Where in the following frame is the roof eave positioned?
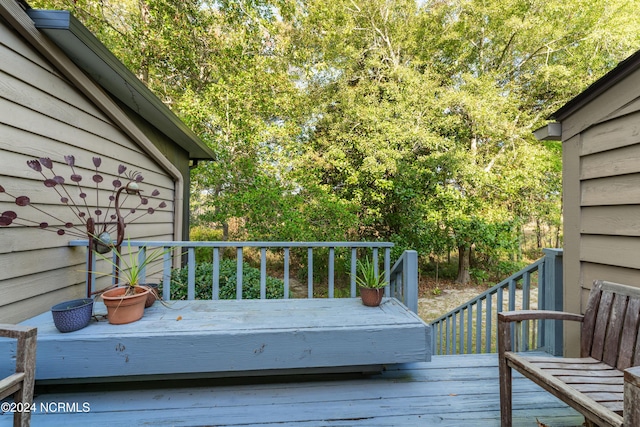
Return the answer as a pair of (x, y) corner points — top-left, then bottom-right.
(27, 9), (215, 162)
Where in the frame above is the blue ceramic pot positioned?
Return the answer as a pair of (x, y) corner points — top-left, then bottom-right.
(51, 298), (94, 333)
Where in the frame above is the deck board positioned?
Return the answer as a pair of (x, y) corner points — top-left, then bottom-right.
(0, 354), (584, 426)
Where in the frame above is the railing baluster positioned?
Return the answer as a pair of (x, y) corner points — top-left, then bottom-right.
(372, 247), (379, 278)
(485, 294), (493, 353)
(284, 248), (290, 299)
(446, 316), (451, 355)
(466, 304), (473, 353)
(475, 298), (483, 353)
(307, 247), (313, 299)
(523, 271), (531, 350)
(260, 247), (267, 300)
(236, 247), (243, 300)
(162, 249), (171, 301)
(350, 247), (357, 298)
(384, 248), (391, 297)
(508, 279), (516, 311)
(187, 247), (196, 300)
(213, 247), (220, 300)
(452, 312), (457, 354)
(459, 309), (464, 354)
(138, 246), (147, 284)
(328, 247), (335, 298)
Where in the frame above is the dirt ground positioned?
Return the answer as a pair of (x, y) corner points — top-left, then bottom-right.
(418, 278), (539, 323)
(419, 287), (485, 323)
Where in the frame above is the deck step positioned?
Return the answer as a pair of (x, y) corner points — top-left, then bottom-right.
(0, 298), (431, 383)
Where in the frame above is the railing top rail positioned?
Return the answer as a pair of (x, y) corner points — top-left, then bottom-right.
(429, 256), (545, 325)
(69, 240), (394, 249)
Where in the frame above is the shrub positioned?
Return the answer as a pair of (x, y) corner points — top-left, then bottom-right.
(189, 226), (225, 263)
(166, 259), (286, 300)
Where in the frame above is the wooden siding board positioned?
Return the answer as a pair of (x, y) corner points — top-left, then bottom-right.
(0, 287), (85, 324)
(0, 247), (84, 281)
(581, 264), (640, 297)
(581, 112), (640, 156)
(600, 97), (640, 124)
(581, 144), (640, 180)
(0, 18), (59, 75)
(581, 206), (640, 236)
(1, 298), (430, 381)
(0, 99), (174, 187)
(581, 174), (640, 206)
(580, 235), (640, 270)
(0, 61), (109, 128)
(561, 67), (640, 141)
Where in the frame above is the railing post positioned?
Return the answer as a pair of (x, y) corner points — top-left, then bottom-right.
(403, 250), (418, 314)
(542, 248), (564, 356)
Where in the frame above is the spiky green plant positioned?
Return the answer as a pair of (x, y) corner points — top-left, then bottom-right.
(354, 257), (388, 289)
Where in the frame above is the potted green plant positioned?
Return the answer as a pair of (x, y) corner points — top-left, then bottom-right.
(95, 240), (168, 324)
(354, 257), (388, 307)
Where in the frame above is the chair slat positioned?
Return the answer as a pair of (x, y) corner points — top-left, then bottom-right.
(618, 297), (640, 370)
(581, 282), (603, 357)
(603, 294), (629, 367)
(591, 290), (615, 360)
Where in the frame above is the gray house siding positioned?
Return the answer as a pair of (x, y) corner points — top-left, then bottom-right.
(553, 52), (640, 355)
(0, 2), (207, 323)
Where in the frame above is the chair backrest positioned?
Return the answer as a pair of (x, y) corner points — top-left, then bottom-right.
(581, 280), (640, 370)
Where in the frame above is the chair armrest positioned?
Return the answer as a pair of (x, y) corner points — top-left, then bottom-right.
(498, 310), (584, 324)
(0, 324), (37, 340)
(498, 311), (583, 355)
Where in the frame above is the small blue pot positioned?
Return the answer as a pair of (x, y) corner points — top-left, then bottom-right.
(51, 298), (94, 333)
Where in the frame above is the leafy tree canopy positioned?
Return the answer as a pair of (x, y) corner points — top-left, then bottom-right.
(32, 0), (640, 282)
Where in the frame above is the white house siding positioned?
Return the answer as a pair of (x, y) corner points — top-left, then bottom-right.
(0, 16), (175, 323)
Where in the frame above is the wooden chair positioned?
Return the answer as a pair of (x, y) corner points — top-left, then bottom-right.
(0, 324), (37, 427)
(498, 280), (640, 427)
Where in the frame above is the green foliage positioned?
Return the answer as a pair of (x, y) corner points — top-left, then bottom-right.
(167, 259), (286, 300)
(189, 226), (224, 263)
(94, 240), (170, 288)
(353, 257), (388, 289)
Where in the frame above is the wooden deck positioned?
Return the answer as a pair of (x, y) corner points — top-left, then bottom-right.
(0, 353), (584, 426)
(0, 297), (430, 382)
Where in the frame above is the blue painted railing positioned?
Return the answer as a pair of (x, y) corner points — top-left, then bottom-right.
(429, 249), (563, 355)
(70, 240), (420, 314)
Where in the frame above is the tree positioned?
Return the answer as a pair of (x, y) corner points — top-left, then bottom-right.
(33, 0), (640, 283)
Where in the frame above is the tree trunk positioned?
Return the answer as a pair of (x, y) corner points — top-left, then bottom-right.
(456, 245), (471, 285)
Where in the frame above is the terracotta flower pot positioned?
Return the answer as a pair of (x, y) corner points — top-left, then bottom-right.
(360, 287), (384, 307)
(101, 286), (150, 325)
(142, 284), (159, 308)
